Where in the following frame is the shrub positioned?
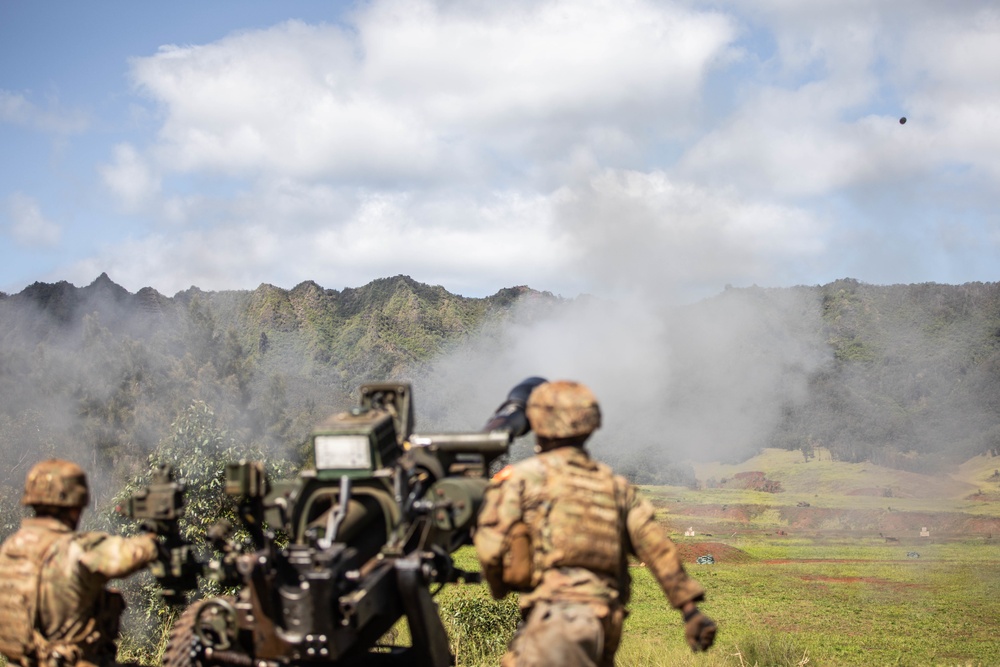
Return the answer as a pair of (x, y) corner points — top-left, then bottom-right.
(440, 586), (520, 665)
(725, 626), (811, 667)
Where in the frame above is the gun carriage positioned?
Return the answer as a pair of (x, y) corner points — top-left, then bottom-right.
(125, 379), (544, 667)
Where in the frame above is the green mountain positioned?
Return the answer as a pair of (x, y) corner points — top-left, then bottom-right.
(0, 274), (557, 500)
(778, 279), (1000, 468)
(1, 273), (999, 495)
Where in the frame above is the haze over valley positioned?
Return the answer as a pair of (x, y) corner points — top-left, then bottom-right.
(2, 273), (998, 515)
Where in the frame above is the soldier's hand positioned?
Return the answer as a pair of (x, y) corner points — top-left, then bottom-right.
(683, 608), (716, 652)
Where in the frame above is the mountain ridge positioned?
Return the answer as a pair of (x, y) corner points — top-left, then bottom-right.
(2, 273), (999, 486)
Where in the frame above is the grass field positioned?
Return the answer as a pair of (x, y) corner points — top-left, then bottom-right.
(618, 536), (1000, 666)
(438, 449), (1000, 666)
(98, 448), (1000, 667)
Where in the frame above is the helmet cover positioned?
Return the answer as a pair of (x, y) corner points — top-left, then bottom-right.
(22, 459), (90, 507)
(526, 381), (601, 438)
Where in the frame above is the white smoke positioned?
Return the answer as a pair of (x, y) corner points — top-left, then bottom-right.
(414, 285), (831, 465)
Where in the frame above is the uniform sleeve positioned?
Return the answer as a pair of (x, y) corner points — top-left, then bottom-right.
(473, 468), (523, 599)
(622, 481), (705, 608)
(76, 532), (159, 579)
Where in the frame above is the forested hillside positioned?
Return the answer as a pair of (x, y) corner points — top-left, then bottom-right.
(1, 273), (999, 516)
(0, 274), (556, 519)
(674, 279), (1000, 472)
(777, 279), (1000, 467)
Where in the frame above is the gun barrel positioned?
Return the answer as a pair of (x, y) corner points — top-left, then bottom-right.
(409, 431), (511, 454)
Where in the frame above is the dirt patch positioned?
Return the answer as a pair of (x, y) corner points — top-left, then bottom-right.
(708, 471), (783, 493)
(668, 503), (769, 524)
(965, 492), (1000, 502)
(773, 507), (1000, 535)
(798, 574), (928, 589)
(672, 541), (754, 564)
(845, 487), (889, 496)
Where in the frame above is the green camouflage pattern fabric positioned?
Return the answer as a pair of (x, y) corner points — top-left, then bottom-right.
(0, 517), (158, 667)
(475, 446), (705, 665)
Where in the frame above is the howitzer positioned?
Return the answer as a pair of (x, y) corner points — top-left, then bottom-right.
(143, 377), (545, 667)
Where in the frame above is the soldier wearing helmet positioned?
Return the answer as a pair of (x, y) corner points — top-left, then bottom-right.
(0, 459), (159, 667)
(474, 381), (716, 666)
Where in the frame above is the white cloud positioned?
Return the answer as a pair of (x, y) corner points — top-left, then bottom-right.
(5, 193), (61, 247)
(99, 143), (161, 212)
(129, 20), (442, 182)
(67, 165), (833, 302)
(0, 89), (88, 135)
(897, 7), (1000, 179)
(684, 1), (1000, 193)
(127, 1), (737, 185)
(41, 0), (1000, 298)
(61, 186), (567, 296)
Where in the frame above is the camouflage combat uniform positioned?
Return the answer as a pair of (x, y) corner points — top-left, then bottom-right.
(0, 460), (159, 667)
(474, 381), (713, 667)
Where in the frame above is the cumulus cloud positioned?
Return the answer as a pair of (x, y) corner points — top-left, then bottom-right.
(48, 0), (1000, 298)
(5, 193), (61, 247)
(898, 7), (1000, 178)
(99, 143), (161, 212)
(684, 1), (1000, 192)
(128, 1), (736, 187)
(63, 186), (567, 296)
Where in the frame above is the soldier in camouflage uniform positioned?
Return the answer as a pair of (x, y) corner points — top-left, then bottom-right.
(475, 381), (716, 666)
(0, 459), (159, 667)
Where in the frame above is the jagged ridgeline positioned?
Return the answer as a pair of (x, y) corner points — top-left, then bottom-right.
(1, 273), (1000, 505)
(0, 274), (555, 505)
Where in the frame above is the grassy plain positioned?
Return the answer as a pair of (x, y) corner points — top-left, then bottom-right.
(96, 448), (1000, 667)
(440, 449), (1000, 666)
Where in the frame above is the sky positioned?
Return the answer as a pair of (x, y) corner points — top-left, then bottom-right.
(2, 0), (999, 302)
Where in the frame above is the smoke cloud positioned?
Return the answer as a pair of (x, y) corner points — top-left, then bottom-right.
(414, 285), (832, 467)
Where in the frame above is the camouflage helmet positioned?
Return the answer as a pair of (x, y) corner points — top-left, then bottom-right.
(22, 459), (90, 507)
(526, 381), (601, 439)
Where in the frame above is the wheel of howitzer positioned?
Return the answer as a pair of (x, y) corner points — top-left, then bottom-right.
(162, 600), (208, 667)
(162, 597), (239, 667)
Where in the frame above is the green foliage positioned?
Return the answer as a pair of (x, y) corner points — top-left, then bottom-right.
(769, 280), (1000, 467)
(109, 400), (296, 660)
(439, 584), (520, 665)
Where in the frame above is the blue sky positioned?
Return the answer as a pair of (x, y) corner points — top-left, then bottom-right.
(2, 0), (999, 301)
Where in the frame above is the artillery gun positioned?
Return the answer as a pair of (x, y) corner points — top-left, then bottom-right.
(126, 378), (544, 667)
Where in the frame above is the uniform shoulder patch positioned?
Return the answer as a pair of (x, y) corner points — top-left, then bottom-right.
(492, 465), (515, 483)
